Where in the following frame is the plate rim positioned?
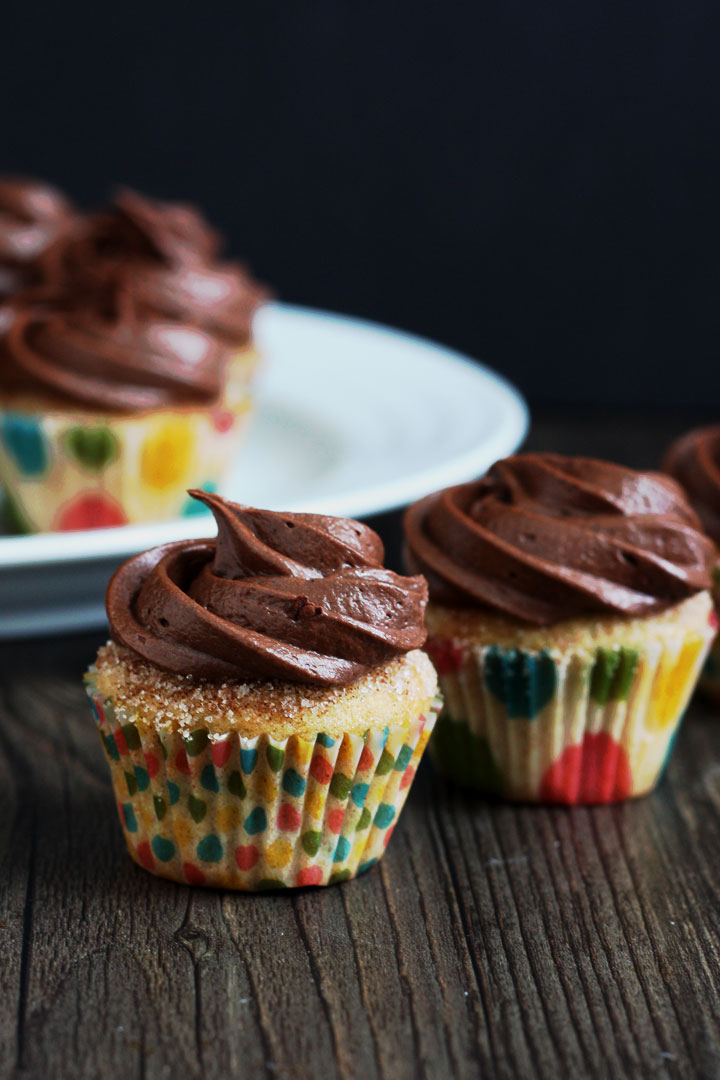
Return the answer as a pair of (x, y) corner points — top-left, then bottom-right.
(0, 302), (528, 570)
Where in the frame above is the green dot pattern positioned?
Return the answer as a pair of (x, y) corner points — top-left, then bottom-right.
(590, 647), (639, 705)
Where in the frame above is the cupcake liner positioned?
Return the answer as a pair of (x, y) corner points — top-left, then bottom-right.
(0, 348), (258, 533)
(427, 623), (714, 804)
(86, 677), (440, 888)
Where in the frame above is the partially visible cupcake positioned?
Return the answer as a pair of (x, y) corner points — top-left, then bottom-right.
(405, 453), (716, 804)
(663, 425), (720, 701)
(85, 492), (440, 888)
(0, 189), (267, 533)
(0, 176), (76, 299)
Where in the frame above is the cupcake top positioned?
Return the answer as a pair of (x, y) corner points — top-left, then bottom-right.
(106, 491), (429, 687)
(0, 286), (228, 411)
(663, 425), (720, 546)
(404, 452), (715, 625)
(40, 188), (266, 348)
(0, 176), (75, 298)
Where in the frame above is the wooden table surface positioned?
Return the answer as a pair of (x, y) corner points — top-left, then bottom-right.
(2, 414), (719, 1080)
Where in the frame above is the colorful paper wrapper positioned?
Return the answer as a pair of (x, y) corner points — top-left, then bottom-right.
(426, 620), (715, 804)
(86, 677), (440, 889)
(0, 349), (257, 533)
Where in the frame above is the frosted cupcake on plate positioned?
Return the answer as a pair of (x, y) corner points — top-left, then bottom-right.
(0, 187), (268, 532)
(404, 453), (716, 804)
(663, 425), (720, 701)
(85, 491), (440, 888)
(0, 176), (76, 300)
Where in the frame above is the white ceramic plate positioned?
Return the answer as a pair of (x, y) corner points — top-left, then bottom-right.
(0, 302), (528, 636)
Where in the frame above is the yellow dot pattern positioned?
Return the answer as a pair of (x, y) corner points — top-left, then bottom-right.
(646, 638), (704, 732)
(140, 418), (195, 491)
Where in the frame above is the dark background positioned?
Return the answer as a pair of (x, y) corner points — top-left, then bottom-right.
(4, 1), (720, 410)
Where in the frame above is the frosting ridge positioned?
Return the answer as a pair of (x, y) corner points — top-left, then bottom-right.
(107, 491), (429, 686)
(0, 288), (227, 411)
(404, 453), (714, 624)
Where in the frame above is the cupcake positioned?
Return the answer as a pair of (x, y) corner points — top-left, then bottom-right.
(663, 425), (720, 701)
(0, 189), (267, 533)
(404, 453), (716, 804)
(85, 491), (440, 888)
(0, 176), (75, 299)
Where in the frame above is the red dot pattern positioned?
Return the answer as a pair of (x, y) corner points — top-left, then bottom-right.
(277, 804), (302, 832)
(540, 732), (632, 804)
(310, 753), (333, 784)
(296, 866), (323, 887)
(358, 746), (374, 771)
(235, 845), (259, 871)
(136, 841), (154, 870)
(400, 766), (415, 790)
(426, 636), (464, 675)
(211, 407), (235, 433)
(144, 752), (160, 778)
(55, 492), (128, 531)
(174, 747), (191, 775)
(212, 739), (232, 768)
(114, 728), (129, 756)
(183, 862), (206, 885)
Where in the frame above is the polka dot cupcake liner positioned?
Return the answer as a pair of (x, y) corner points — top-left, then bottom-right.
(85, 679), (440, 889)
(426, 612), (715, 804)
(0, 348), (257, 533)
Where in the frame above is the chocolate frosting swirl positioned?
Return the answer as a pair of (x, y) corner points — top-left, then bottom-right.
(42, 188), (266, 346)
(663, 426), (720, 545)
(0, 288), (227, 411)
(107, 491), (429, 686)
(404, 453), (714, 624)
(0, 177), (75, 298)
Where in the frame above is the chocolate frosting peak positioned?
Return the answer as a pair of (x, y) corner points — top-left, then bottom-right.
(663, 425), (720, 545)
(107, 492), (429, 686)
(405, 453), (714, 624)
(41, 188), (266, 347)
(0, 176), (75, 297)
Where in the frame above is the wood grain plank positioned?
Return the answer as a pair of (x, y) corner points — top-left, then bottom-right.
(3, 411), (720, 1080)
(0, 681), (34, 1080)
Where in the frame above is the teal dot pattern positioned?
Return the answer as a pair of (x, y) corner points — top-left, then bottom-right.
(152, 836), (175, 862)
(244, 807), (267, 835)
(197, 835), (223, 863)
(483, 646), (557, 719)
(0, 415), (50, 476)
(86, 684), (441, 890)
(201, 764), (220, 792)
(282, 769), (306, 797)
